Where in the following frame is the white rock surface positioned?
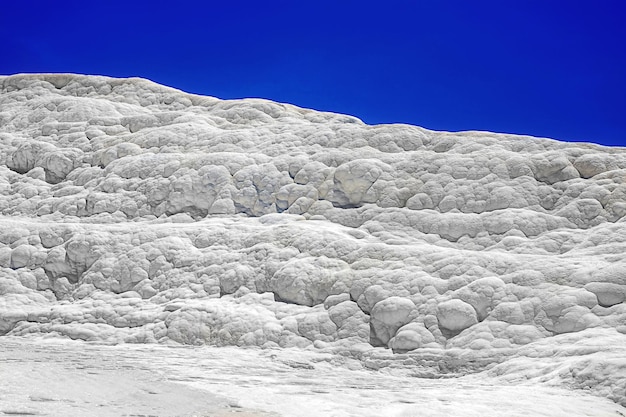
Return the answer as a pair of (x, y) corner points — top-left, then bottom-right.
(0, 74), (625, 413)
(436, 299), (479, 333)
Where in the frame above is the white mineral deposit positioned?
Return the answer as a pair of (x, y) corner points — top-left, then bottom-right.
(0, 73), (625, 416)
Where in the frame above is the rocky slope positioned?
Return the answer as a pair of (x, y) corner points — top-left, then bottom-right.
(1, 74), (625, 407)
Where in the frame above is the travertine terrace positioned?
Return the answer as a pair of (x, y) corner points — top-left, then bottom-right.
(1, 74), (625, 415)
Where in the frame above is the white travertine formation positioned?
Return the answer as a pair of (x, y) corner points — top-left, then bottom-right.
(1, 74), (625, 409)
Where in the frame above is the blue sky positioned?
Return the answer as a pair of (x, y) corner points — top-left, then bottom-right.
(2, 1), (625, 147)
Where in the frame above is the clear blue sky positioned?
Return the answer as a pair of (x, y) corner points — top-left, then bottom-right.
(2, 1), (625, 147)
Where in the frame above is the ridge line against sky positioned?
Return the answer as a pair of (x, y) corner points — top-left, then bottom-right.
(1, 0), (625, 147)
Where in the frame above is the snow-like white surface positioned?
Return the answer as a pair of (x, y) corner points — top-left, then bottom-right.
(1, 336), (624, 417)
(1, 73), (625, 415)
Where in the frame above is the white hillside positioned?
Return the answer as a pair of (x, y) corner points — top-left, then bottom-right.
(0, 74), (625, 414)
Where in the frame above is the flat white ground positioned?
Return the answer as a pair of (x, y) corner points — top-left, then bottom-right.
(1, 338), (624, 417)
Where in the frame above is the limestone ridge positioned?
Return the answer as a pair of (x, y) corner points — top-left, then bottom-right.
(1, 74), (625, 403)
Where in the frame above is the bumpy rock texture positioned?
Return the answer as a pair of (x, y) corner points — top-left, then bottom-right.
(1, 74), (625, 405)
